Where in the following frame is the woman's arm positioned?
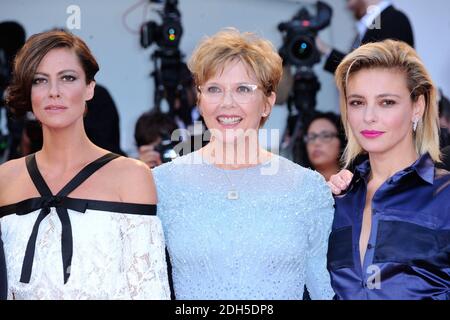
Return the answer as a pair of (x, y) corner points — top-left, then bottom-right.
(115, 158), (170, 299)
(304, 171), (336, 300)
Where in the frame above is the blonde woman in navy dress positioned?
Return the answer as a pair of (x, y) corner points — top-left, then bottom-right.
(327, 40), (450, 299)
(0, 31), (170, 299)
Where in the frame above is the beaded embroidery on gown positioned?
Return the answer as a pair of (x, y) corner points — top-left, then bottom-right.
(153, 151), (335, 300)
(0, 153), (170, 300)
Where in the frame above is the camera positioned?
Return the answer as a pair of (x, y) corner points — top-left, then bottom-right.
(139, 0), (196, 129)
(278, 1), (332, 67)
(140, 0), (183, 52)
(154, 133), (178, 163)
(277, 2), (333, 163)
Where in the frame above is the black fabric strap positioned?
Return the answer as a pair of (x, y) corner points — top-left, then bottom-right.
(25, 155), (52, 197)
(56, 153), (119, 197)
(56, 207), (73, 284)
(0, 197), (156, 218)
(20, 152), (120, 284)
(19, 209), (50, 283)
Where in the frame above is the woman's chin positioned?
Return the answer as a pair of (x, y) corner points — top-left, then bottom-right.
(39, 118), (77, 130)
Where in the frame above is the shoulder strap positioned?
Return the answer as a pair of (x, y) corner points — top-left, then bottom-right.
(25, 153), (120, 197)
(25, 154), (53, 197)
(57, 153), (120, 197)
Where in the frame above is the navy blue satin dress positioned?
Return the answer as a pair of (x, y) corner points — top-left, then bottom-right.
(328, 153), (450, 300)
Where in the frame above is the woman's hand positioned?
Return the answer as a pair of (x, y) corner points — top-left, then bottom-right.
(327, 169), (353, 195)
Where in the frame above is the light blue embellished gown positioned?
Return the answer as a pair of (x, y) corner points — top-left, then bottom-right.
(153, 150), (335, 300)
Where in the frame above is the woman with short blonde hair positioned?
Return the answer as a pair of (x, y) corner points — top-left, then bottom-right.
(154, 28), (335, 300)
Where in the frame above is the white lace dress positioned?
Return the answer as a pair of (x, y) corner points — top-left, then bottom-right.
(0, 153), (170, 300)
(1, 207), (170, 300)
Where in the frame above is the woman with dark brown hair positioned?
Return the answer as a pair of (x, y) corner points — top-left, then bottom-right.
(0, 30), (170, 299)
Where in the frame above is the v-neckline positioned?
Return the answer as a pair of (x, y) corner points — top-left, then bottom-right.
(27, 152), (118, 197)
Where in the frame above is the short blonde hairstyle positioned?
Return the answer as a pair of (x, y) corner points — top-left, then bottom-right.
(188, 28), (282, 127)
(335, 40), (440, 167)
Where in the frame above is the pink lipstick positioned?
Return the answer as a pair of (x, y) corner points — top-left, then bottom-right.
(361, 130), (385, 139)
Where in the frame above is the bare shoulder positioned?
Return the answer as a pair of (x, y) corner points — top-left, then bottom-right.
(0, 157), (28, 206)
(106, 156), (157, 205)
(0, 157), (26, 184)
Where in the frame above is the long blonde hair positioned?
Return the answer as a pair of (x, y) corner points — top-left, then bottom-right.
(335, 40), (440, 168)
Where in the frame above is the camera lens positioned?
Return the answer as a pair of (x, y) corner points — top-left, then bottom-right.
(290, 37), (313, 61)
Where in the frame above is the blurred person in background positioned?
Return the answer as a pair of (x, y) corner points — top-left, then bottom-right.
(301, 111), (345, 181)
(84, 83), (126, 156)
(134, 110), (179, 168)
(316, 0), (414, 74)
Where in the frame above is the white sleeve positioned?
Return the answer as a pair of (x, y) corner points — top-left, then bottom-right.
(304, 171), (336, 300)
(121, 214), (171, 300)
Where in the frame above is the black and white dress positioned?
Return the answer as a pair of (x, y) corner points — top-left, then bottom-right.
(0, 153), (170, 299)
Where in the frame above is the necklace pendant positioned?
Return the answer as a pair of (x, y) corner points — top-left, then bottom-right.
(227, 190), (239, 200)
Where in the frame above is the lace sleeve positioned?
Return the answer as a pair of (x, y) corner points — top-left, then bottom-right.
(304, 171), (336, 300)
(120, 214), (170, 300)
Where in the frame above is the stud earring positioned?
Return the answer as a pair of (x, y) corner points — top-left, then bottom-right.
(413, 119), (419, 132)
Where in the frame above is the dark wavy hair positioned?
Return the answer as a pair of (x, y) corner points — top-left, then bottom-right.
(5, 30), (99, 117)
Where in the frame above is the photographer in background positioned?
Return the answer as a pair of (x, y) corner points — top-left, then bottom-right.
(299, 111), (346, 180)
(85, 83), (126, 155)
(276, 1), (333, 163)
(316, 0), (414, 74)
(135, 110), (179, 168)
